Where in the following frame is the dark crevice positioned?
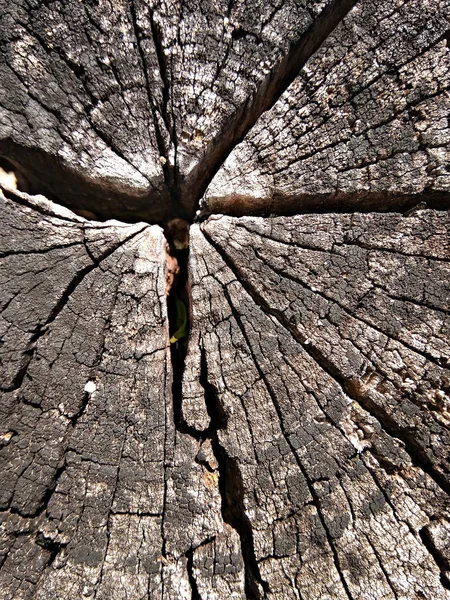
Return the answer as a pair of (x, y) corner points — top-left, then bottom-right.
(186, 547), (202, 600)
(195, 455), (215, 473)
(198, 191), (450, 221)
(199, 350), (269, 600)
(419, 524), (450, 590)
(82, 231), (99, 264)
(199, 349), (228, 433)
(185, 537), (217, 599)
(164, 225), (191, 434)
(214, 449), (268, 600)
(35, 533), (67, 568)
(0, 150), (168, 224)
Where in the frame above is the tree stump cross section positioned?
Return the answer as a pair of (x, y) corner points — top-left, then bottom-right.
(1, 1), (450, 598)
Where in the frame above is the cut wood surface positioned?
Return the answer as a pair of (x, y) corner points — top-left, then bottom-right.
(204, 0), (450, 216)
(1, 0), (450, 598)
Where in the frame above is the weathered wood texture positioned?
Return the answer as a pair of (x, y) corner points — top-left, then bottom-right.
(204, 0), (450, 215)
(191, 214), (450, 597)
(0, 0), (350, 221)
(1, 191), (449, 599)
(1, 0), (450, 598)
(7, 0), (449, 220)
(0, 190), (172, 597)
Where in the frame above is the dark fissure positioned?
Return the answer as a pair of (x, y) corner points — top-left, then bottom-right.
(199, 350), (269, 600)
(164, 221), (191, 431)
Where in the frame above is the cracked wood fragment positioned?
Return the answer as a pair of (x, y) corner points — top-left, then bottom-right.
(0, 194), (246, 599)
(204, 0), (450, 216)
(182, 216), (450, 599)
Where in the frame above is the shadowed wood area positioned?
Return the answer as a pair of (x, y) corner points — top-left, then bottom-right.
(1, 0), (450, 598)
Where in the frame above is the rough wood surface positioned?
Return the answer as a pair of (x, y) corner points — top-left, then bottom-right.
(204, 0), (450, 216)
(0, 0), (355, 221)
(1, 0), (450, 598)
(187, 213), (450, 598)
(1, 190), (449, 599)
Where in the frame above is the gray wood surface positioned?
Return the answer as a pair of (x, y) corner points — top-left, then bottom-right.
(1, 0), (449, 598)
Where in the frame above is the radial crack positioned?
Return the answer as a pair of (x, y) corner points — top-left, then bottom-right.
(198, 346), (268, 599)
(202, 225), (450, 497)
(181, 0), (359, 216)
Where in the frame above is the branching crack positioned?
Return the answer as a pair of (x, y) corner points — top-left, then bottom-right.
(202, 226), (450, 499)
(186, 547), (201, 600)
(1, 225), (147, 393)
